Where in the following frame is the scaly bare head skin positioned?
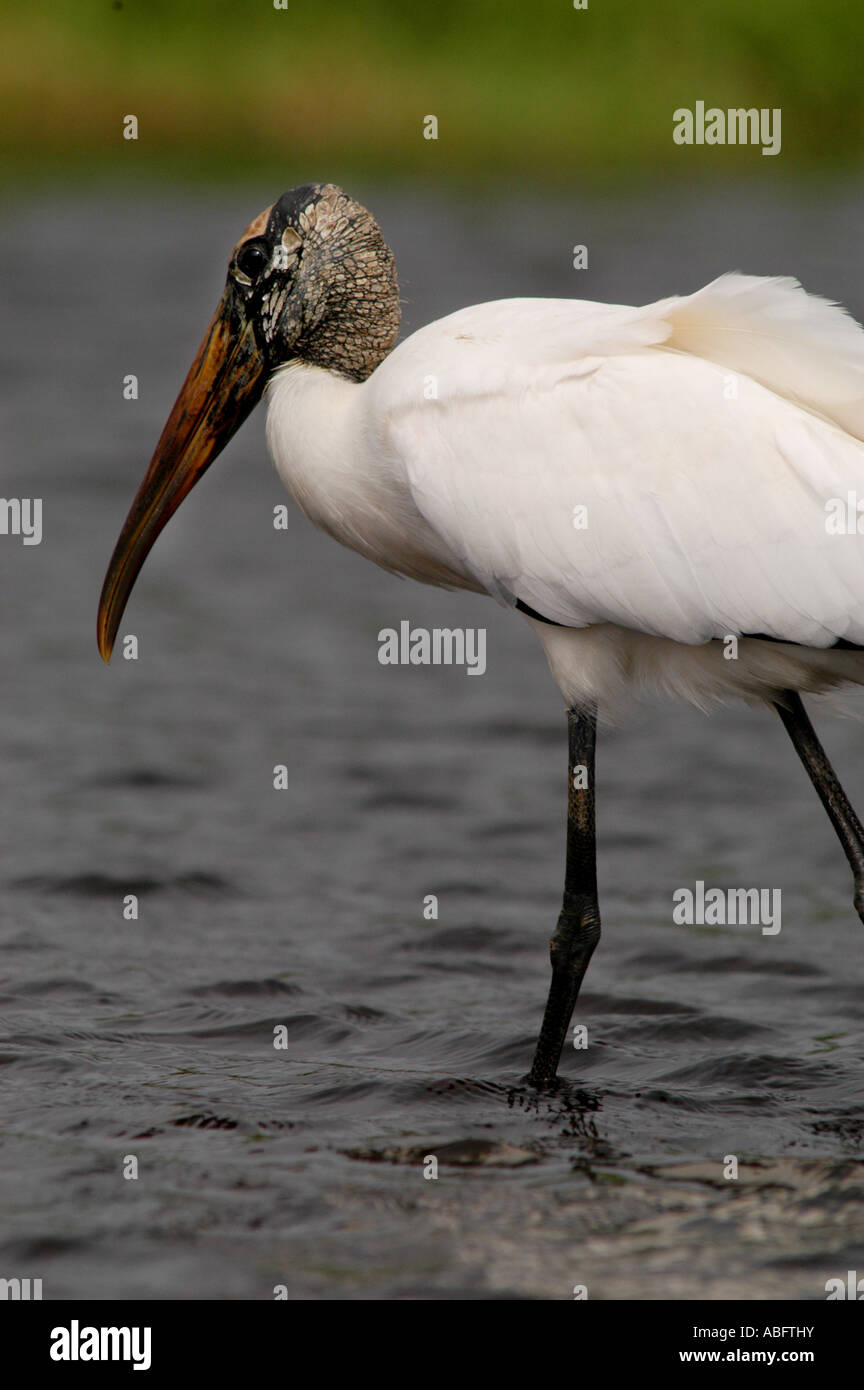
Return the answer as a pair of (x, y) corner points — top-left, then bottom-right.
(97, 183), (400, 661)
(262, 183), (401, 381)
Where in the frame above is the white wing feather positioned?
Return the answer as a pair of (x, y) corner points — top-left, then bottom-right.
(367, 276), (864, 647)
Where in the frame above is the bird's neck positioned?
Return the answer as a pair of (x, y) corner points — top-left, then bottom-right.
(266, 361), (361, 532)
(264, 360), (477, 589)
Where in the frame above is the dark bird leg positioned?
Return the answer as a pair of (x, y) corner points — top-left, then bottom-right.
(775, 690), (864, 924)
(529, 704), (601, 1087)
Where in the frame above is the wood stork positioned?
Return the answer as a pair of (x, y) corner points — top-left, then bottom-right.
(97, 182), (864, 1087)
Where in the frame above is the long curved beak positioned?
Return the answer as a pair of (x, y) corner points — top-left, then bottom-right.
(97, 286), (267, 662)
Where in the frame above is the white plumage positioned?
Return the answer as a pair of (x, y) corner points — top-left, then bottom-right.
(267, 272), (864, 714)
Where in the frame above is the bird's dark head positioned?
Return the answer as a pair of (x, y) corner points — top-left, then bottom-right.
(232, 183), (400, 381)
(96, 183), (399, 662)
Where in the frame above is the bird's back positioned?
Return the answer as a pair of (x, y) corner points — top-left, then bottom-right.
(366, 276), (864, 662)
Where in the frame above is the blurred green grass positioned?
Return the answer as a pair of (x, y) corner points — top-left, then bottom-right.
(4, 0), (864, 187)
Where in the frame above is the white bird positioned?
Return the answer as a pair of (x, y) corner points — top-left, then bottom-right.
(98, 183), (864, 1086)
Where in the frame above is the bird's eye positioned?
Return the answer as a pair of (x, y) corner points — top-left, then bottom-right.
(235, 242), (270, 280)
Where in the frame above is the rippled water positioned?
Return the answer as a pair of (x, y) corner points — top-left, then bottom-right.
(2, 184), (864, 1299)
